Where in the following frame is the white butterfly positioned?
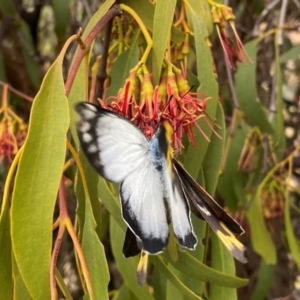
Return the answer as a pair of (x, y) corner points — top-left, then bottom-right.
(75, 102), (247, 263)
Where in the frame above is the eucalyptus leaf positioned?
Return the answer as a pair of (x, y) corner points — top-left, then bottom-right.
(0, 208), (12, 300)
(235, 41), (273, 134)
(152, 0), (176, 84)
(11, 44), (69, 299)
(184, 5), (218, 177)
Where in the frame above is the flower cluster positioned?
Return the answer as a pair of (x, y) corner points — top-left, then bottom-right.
(101, 63), (209, 151)
(210, 2), (252, 69)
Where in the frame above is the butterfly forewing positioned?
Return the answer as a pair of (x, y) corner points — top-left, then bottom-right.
(76, 103), (148, 182)
(173, 159), (247, 263)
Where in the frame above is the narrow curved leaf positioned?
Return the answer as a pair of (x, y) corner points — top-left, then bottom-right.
(163, 250), (248, 288)
(279, 43), (300, 63)
(185, 0), (213, 35)
(152, 267), (167, 300)
(75, 150), (101, 241)
(202, 102), (225, 194)
(11, 46), (69, 299)
(246, 191), (276, 264)
(151, 257), (203, 300)
(98, 178), (124, 229)
(284, 191), (300, 269)
(184, 5), (218, 178)
(105, 40), (139, 98)
(0, 0), (16, 17)
(80, 0), (116, 40)
(82, 201), (110, 299)
(217, 120), (250, 211)
(19, 21), (40, 89)
(52, 0), (70, 43)
(272, 37), (285, 152)
(122, 0), (185, 42)
(152, 0), (176, 84)
(250, 260), (274, 300)
(235, 41), (273, 134)
(0, 208), (12, 300)
(210, 234), (237, 300)
(12, 255), (32, 300)
(166, 266), (185, 300)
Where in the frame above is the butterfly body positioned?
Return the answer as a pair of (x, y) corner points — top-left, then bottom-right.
(75, 102), (247, 263)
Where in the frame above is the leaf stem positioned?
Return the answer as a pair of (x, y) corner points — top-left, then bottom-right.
(119, 4), (153, 64)
(65, 5), (122, 97)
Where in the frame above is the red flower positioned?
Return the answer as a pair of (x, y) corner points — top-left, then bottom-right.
(102, 64), (212, 152)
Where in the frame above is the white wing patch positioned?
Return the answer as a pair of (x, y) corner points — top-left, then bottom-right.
(76, 103), (148, 182)
(120, 161), (169, 254)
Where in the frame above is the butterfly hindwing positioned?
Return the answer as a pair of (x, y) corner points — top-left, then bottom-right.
(122, 227), (141, 258)
(120, 159), (169, 254)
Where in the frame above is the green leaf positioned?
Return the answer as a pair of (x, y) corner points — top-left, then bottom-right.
(113, 284), (139, 300)
(151, 257), (203, 300)
(152, 266), (167, 300)
(110, 217), (154, 300)
(246, 190), (276, 264)
(105, 40), (139, 98)
(152, 0), (176, 84)
(0, 0), (17, 17)
(75, 151), (101, 240)
(11, 44), (69, 299)
(210, 234), (237, 300)
(68, 62), (87, 147)
(81, 0), (116, 40)
(184, 5), (218, 178)
(235, 41), (273, 134)
(19, 21), (40, 89)
(272, 37), (285, 151)
(163, 250), (248, 288)
(82, 201), (110, 299)
(250, 260), (274, 300)
(122, 0), (185, 43)
(184, 103), (225, 297)
(217, 120), (250, 210)
(284, 191), (300, 269)
(55, 268), (74, 300)
(0, 207), (12, 300)
(279, 43), (300, 63)
(52, 0), (70, 44)
(166, 267), (185, 300)
(202, 102), (225, 194)
(98, 179), (124, 229)
(185, 0), (213, 35)
(12, 254), (33, 300)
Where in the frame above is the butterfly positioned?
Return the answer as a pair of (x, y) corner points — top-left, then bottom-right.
(75, 102), (247, 263)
